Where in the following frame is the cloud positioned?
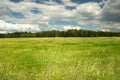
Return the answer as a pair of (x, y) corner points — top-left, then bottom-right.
(75, 2), (101, 21)
(101, 0), (120, 23)
(0, 6), (10, 16)
(0, 20), (40, 33)
(0, 0), (120, 33)
(98, 0), (120, 31)
(62, 0), (78, 6)
(99, 22), (120, 32)
(63, 25), (81, 30)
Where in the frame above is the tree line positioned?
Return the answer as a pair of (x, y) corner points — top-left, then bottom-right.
(0, 29), (120, 38)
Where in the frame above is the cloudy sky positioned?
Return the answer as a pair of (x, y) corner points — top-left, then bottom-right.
(0, 0), (120, 33)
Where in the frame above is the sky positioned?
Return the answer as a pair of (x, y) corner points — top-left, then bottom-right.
(0, 0), (120, 33)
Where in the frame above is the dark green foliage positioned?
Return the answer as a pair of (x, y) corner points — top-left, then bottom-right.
(0, 29), (120, 38)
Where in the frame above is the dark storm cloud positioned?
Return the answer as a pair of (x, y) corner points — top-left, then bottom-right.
(101, 0), (120, 23)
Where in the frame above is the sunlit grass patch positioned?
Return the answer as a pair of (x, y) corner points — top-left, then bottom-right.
(0, 37), (120, 80)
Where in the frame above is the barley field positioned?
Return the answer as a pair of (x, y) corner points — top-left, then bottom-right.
(0, 37), (120, 80)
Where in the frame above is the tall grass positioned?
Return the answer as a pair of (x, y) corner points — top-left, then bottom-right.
(0, 37), (120, 80)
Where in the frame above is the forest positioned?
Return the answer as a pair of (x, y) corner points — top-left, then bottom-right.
(0, 29), (120, 38)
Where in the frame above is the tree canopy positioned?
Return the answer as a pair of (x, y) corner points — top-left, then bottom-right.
(0, 29), (120, 38)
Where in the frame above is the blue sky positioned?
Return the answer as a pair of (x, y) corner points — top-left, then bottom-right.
(0, 0), (120, 33)
(10, 0), (103, 3)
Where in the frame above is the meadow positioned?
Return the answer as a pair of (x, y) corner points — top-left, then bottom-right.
(0, 37), (120, 80)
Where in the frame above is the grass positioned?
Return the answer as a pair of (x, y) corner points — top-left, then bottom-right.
(0, 37), (120, 80)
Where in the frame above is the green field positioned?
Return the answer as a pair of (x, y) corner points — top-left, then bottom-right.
(0, 38), (120, 80)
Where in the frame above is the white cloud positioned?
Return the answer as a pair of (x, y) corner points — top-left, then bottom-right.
(72, 2), (101, 22)
(0, 0), (120, 33)
(99, 22), (120, 32)
(0, 20), (40, 33)
(63, 25), (81, 30)
(99, 29), (110, 32)
(0, 31), (8, 34)
(1, 0), (100, 24)
(62, 0), (78, 6)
